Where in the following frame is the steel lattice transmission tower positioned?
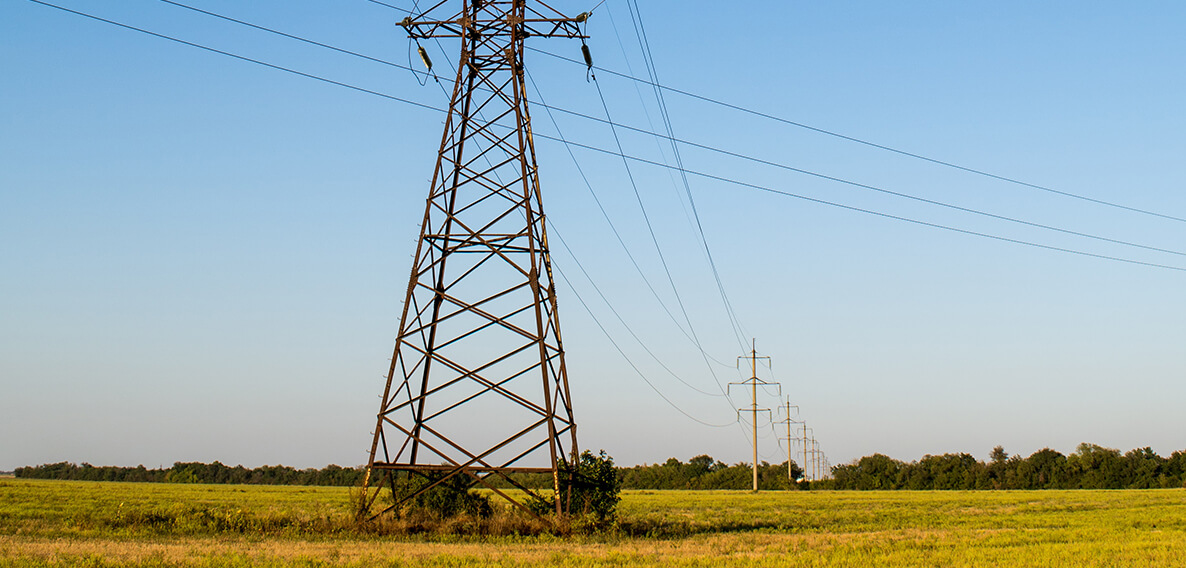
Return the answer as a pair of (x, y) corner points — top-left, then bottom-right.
(360, 0), (589, 519)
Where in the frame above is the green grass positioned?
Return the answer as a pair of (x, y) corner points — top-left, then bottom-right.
(2, 479), (1185, 566)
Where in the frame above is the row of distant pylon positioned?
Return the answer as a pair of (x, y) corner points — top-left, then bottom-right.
(774, 397), (830, 483)
(731, 339), (829, 490)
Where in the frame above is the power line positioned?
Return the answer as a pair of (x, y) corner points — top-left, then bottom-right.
(550, 259), (735, 428)
(143, 0), (1186, 260)
(591, 72), (743, 411)
(533, 67), (756, 441)
(527, 72), (734, 369)
(592, 75), (741, 393)
(531, 102), (1186, 260)
(524, 47), (1186, 225)
(537, 133), (1186, 273)
(157, 0), (420, 76)
(26, 0), (1186, 275)
(621, 0), (751, 352)
(25, 0), (442, 113)
(548, 221), (725, 398)
(29, 0), (739, 428)
(362, 0), (411, 14)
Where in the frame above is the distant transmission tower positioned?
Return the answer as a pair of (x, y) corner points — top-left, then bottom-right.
(775, 397), (801, 481)
(730, 340), (779, 492)
(360, 0), (590, 519)
(800, 425), (813, 481)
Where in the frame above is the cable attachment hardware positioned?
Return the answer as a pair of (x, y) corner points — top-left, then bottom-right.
(417, 44), (433, 72)
(581, 41), (594, 82)
(575, 5), (596, 82)
(407, 38), (435, 87)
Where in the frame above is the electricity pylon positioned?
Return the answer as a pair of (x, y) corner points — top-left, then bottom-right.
(799, 425), (813, 481)
(775, 397), (801, 481)
(812, 440), (827, 480)
(729, 339), (779, 492)
(810, 436), (819, 481)
(360, 0), (590, 520)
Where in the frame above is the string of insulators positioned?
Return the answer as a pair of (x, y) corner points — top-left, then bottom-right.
(581, 43), (593, 70)
(418, 45), (433, 71)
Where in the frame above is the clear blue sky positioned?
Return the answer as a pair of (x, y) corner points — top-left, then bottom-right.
(2, 0), (1184, 471)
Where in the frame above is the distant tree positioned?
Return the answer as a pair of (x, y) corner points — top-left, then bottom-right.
(1163, 451), (1186, 486)
(990, 446), (1009, 464)
(686, 455), (720, 478)
(688, 462), (752, 490)
(1068, 443), (1124, 489)
(831, 454), (904, 490)
(1020, 448), (1070, 489)
(1120, 447), (1164, 489)
(164, 464), (200, 484)
(986, 446), (1012, 489)
(907, 453), (983, 490)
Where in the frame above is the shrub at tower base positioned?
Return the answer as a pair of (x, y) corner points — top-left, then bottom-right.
(389, 473), (494, 520)
(355, 450), (621, 535)
(529, 450), (622, 527)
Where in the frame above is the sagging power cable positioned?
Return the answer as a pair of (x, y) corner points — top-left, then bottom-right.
(150, 0), (1186, 261)
(26, 0), (1186, 276)
(523, 45), (1186, 226)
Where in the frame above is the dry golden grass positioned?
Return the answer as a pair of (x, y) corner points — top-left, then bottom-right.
(2, 480), (1185, 566)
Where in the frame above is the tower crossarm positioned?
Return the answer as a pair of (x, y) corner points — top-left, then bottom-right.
(400, 0), (589, 40)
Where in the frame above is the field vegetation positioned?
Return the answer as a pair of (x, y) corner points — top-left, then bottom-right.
(2, 478), (1185, 566)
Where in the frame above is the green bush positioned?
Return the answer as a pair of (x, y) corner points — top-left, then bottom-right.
(531, 450), (621, 522)
(392, 472), (492, 519)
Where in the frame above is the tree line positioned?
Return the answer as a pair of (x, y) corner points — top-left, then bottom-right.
(617, 455), (805, 490)
(17, 443), (1186, 490)
(14, 461), (363, 486)
(828, 444), (1186, 490)
(14, 457), (807, 490)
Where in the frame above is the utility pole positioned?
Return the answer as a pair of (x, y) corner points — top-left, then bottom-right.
(729, 339), (779, 492)
(799, 425), (813, 481)
(774, 397), (801, 481)
(811, 436), (819, 481)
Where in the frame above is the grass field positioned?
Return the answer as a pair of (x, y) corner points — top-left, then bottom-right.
(2, 479), (1185, 566)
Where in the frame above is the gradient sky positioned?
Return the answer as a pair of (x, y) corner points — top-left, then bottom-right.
(2, 1), (1184, 472)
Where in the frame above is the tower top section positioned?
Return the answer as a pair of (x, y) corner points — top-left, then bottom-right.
(400, 0), (590, 40)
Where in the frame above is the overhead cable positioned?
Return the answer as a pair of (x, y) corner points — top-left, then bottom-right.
(550, 260), (736, 428)
(27, 0), (1186, 275)
(538, 133), (1186, 273)
(548, 221), (727, 398)
(619, 0), (751, 351)
(527, 72), (735, 368)
(147, 0), (1186, 259)
(524, 47), (1186, 225)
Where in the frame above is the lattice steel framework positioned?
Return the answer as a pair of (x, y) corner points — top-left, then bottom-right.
(360, 0), (587, 519)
